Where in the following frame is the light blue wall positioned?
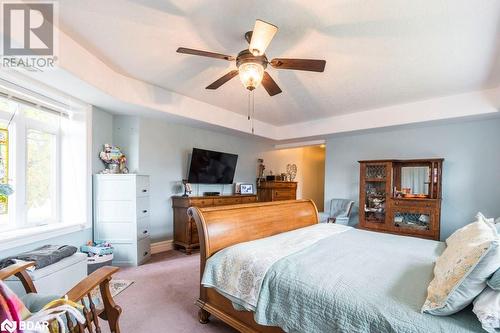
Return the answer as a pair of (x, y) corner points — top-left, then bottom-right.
(91, 112), (321, 244)
(324, 117), (500, 240)
(113, 116), (140, 173)
(4, 109), (497, 260)
(92, 107), (114, 174)
(138, 117), (274, 242)
(88, 109), (276, 244)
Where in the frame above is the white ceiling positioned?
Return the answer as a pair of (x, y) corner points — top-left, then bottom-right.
(56, 0), (500, 126)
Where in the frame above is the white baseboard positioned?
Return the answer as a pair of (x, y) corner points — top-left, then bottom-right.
(151, 240), (174, 254)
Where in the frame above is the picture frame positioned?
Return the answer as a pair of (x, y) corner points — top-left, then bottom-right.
(240, 184), (254, 194)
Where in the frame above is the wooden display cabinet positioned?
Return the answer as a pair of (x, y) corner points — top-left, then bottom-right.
(358, 159), (443, 240)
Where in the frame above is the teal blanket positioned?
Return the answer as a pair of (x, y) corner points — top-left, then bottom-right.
(204, 227), (484, 332)
(202, 224), (351, 311)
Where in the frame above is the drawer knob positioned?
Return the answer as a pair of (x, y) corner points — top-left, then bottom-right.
(142, 189), (148, 193)
(143, 230), (148, 234)
(144, 251), (149, 256)
(142, 210), (148, 213)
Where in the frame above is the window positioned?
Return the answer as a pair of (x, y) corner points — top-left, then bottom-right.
(0, 95), (62, 230)
(26, 129), (57, 224)
(0, 79), (90, 251)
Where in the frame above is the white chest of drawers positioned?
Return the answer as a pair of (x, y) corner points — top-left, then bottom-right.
(93, 174), (151, 266)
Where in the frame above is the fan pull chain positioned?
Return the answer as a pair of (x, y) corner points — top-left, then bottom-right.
(247, 90), (251, 120)
(251, 91), (255, 134)
(246, 90), (256, 134)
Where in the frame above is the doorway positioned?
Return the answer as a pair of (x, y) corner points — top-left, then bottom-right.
(262, 144), (326, 211)
(300, 145), (326, 211)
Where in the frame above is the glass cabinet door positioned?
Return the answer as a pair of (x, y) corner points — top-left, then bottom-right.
(391, 206), (434, 234)
(363, 163), (391, 224)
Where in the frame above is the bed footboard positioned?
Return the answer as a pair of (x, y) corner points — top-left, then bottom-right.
(188, 199), (319, 332)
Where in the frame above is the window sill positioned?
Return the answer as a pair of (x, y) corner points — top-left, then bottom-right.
(0, 223), (90, 252)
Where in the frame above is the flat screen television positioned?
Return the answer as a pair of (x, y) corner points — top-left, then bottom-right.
(187, 148), (238, 184)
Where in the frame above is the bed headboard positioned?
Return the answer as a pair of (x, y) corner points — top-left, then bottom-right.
(188, 199), (319, 259)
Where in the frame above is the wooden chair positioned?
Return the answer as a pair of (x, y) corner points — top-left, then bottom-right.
(0, 261), (122, 333)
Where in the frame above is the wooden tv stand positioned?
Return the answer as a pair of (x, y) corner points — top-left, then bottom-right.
(171, 194), (257, 254)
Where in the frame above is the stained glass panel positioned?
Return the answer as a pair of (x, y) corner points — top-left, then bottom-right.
(0, 128), (9, 215)
(366, 165), (386, 179)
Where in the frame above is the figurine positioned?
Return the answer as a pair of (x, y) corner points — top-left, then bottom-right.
(257, 158), (265, 178)
(257, 158), (265, 186)
(99, 144), (128, 174)
(286, 164), (297, 181)
(182, 179), (192, 197)
(118, 155), (129, 174)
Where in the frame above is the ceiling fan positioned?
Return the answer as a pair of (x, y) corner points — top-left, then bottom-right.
(176, 20), (326, 96)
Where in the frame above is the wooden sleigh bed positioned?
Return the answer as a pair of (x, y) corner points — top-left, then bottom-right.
(188, 199), (318, 333)
(188, 200), (482, 333)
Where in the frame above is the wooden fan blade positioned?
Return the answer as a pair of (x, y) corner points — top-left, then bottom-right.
(261, 72), (282, 96)
(176, 47), (234, 61)
(270, 58), (326, 72)
(206, 70), (239, 90)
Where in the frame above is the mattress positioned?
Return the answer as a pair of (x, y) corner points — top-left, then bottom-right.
(202, 225), (484, 333)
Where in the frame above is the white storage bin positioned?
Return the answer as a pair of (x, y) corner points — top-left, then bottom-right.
(5, 252), (87, 296)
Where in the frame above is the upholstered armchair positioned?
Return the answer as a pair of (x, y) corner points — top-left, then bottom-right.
(319, 199), (355, 225)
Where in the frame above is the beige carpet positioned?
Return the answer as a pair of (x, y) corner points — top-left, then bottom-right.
(104, 251), (236, 332)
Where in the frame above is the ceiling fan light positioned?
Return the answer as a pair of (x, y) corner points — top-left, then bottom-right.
(239, 62), (264, 90)
(249, 19), (278, 57)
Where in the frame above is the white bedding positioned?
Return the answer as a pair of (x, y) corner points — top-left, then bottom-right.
(201, 223), (351, 310)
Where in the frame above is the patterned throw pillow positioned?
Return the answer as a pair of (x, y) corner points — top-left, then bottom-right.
(422, 213), (500, 315)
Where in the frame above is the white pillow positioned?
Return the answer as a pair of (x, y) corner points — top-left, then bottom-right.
(445, 213), (495, 245)
(422, 213), (500, 315)
(473, 287), (500, 333)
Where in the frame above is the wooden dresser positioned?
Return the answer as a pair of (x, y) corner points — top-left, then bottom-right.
(171, 194), (257, 254)
(257, 181), (297, 202)
(358, 159), (443, 240)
